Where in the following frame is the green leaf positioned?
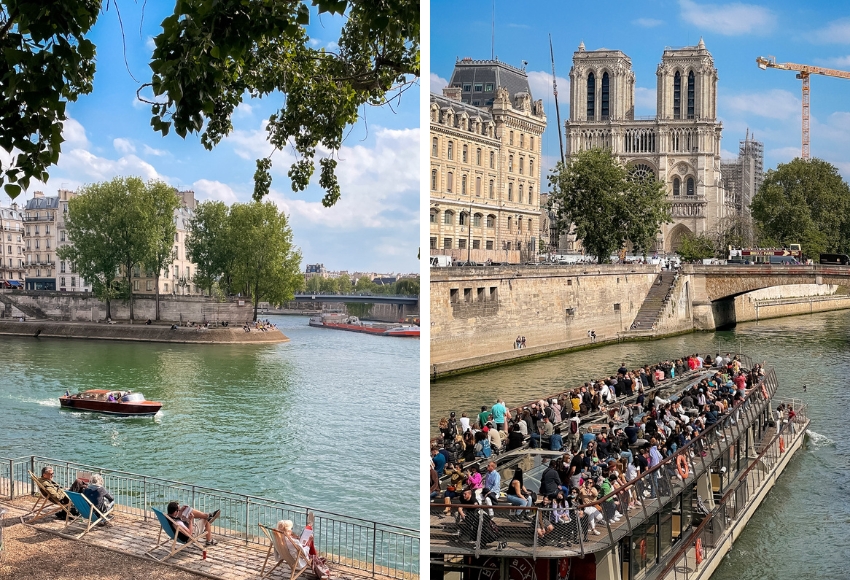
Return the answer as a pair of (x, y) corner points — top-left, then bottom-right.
(4, 184), (21, 198)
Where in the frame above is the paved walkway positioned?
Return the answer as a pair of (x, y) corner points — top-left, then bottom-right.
(1, 497), (399, 580)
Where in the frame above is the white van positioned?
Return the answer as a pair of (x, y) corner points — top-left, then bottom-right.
(429, 255), (453, 267)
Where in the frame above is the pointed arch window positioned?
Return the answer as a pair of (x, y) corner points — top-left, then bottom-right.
(673, 177), (680, 196)
(687, 177), (695, 196)
(673, 71), (681, 119)
(687, 71), (695, 119)
(601, 72), (610, 119)
(586, 73), (596, 119)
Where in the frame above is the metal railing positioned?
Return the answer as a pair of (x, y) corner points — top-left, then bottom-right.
(431, 365), (776, 559)
(657, 398), (808, 580)
(1, 456), (418, 578)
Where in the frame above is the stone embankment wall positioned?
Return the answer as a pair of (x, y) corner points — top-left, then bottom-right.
(733, 284), (850, 323)
(277, 300), (419, 322)
(0, 320), (288, 344)
(431, 264), (683, 375)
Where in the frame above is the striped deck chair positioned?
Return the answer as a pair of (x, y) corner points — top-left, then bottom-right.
(23, 471), (76, 525)
(146, 508), (205, 562)
(64, 491), (114, 539)
(259, 524), (310, 580)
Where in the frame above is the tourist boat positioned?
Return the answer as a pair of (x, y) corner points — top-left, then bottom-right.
(430, 354), (809, 580)
(59, 390), (162, 416)
(309, 314), (418, 337)
(382, 325), (420, 337)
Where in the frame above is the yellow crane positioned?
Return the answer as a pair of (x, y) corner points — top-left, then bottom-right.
(756, 56), (850, 160)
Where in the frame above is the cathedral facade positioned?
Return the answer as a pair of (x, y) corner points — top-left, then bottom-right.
(565, 39), (726, 252)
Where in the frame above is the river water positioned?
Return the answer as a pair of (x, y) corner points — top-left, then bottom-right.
(0, 315), (418, 529)
(431, 310), (849, 579)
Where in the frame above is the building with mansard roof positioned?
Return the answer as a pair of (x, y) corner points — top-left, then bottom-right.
(565, 39), (728, 252)
(430, 58), (547, 263)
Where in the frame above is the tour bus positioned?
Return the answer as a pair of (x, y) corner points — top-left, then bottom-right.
(728, 244), (802, 264)
(430, 255), (453, 267)
(818, 253), (850, 265)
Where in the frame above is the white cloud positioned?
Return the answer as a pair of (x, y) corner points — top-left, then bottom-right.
(191, 179), (240, 204)
(59, 149), (165, 183)
(224, 120), (277, 161)
(720, 148), (738, 160)
(113, 138), (136, 154)
(234, 103), (254, 118)
(145, 36), (156, 51)
(63, 117), (89, 148)
(767, 146), (803, 162)
(527, 70), (570, 105)
(142, 144), (167, 156)
(678, 0), (776, 35)
(807, 18), (850, 44)
(430, 72), (448, 93)
(723, 89), (799, 120)
(634, 87), (657, 115)
(634, 18), (664, 28)
(814, 55), (850, 68)
(269, 127), (419, 231)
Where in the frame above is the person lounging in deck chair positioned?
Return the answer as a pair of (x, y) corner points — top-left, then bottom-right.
(166, 501), (220, 546)
(30, 466), (79, 522)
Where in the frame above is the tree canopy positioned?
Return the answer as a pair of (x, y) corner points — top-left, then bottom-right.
(0, 0), (419, 204)
(750, 158), (850, 258)
(548, 149), (671, 263)
(676, 232), (715, 262)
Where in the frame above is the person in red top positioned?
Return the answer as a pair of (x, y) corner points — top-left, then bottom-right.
(787, 406), (797, 434)
(687, 356), (697, 371)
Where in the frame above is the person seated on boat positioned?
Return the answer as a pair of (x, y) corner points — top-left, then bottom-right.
(473, 431), (492, 459)
(83, 473), (114, 514)
(430, 446), (446, 477)
(166, 501), (220, 546)
(454, 487), (480, 524)
(486, 423), (502, 453)
(37, 466), (79, 519)
(577, 478), (604, 535)
(107, 393), (116, 402)
(549, 426), (564, 451)
(274, 519), (310, 560)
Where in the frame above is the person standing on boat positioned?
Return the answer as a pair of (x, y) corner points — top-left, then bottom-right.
(491, 399), (507, 431)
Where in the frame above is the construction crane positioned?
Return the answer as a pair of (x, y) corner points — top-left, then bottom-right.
(756, 56), (850, 159)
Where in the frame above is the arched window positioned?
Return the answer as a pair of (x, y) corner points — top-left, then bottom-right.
(673, 71), (681, 119)
(446, 172), (453, 193)
(475, 177), (481, 196)
(520, 134), (525, 147)
(528, 218), (532, 233)
(430, 209), (438, 223)
(509, 155), (513, 172)
(459, 212), (467, 226)
(444, 210), (454, 225)
(529, 136), (534, 151)
(473, 213), (482, 227)
(431, 137), (438, 157)
(509, 131), (514, 145)
(687, 71), (695, 119)
(586, 72), (596, 119)
(476, 148), (481, 165)
(490, 150), (495, 168)
(519, 184), (524, 203)
(507, 216), (513, 232)
(447, 141), (454, 160)
(517, 219), (522, 232)
(519, 157), (524, 174)
(431, 169), (437, 190)
(673, 177), (680, 196)
(601, 72), (610, 118)
(687, 177), (695, 196)
(486, 214), (495, 228)
(529, 159), (534, 176)
(489, 180), (495, 199)
(528, 186), (534, 206)
(508, 183), (513, 201)
(462, 145), (468, 163)
(461, 175), (467, 195)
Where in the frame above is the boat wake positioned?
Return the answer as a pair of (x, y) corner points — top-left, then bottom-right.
(21, 398), (60, 407)
(805, 429), (834, 448)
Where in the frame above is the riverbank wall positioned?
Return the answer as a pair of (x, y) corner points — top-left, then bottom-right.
(431, 265), (850, 378)
(0, 320), (289, 344)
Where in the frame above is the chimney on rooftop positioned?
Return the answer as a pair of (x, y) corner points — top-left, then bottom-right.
(442, 86), (462, 101)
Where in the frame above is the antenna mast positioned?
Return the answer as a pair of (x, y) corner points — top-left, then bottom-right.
(549, 34), (565, 165)
(491, 0), (495, 60)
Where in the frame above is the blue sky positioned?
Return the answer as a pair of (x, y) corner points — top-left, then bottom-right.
(1, 3), (419, 274)
(431, 0), (850, 185)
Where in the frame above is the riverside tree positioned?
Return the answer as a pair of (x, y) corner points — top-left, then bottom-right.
(751, 158), (850, 258)
(548, 149), (671, 263)
(141, 182), (180, 321)
(0, 1), (419, 205)
(185, 201), (236, 295)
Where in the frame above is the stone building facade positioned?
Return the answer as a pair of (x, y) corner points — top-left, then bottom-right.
(0, 204), (26, 285)
(430, 58), (547, 263)
(565, 39), (726, 252)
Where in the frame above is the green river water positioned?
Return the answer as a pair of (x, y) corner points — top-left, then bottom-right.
(431, 310), (849, 579)
(0, 315), (418, 529)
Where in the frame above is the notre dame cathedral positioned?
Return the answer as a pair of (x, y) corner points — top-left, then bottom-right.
(565, 39), (729, 253)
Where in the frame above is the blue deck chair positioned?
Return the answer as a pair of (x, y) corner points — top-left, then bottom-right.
(146, 507), (205, 562)
(64, 491), (114, 539)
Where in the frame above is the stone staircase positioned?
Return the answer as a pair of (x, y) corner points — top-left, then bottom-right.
(628, 271), (677, 331)
(0, 292), (52, 320)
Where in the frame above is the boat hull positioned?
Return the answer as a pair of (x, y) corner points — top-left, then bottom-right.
(59, 397), (162, 416)
(309, 321), (390, 335)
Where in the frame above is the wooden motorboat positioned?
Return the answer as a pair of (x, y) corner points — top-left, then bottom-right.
(59, 389), (162, 416)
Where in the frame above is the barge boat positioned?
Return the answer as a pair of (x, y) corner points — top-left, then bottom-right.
(309, 314), (419, 337)
(59, 390), (162, 416)
(430, 355), (808, 580)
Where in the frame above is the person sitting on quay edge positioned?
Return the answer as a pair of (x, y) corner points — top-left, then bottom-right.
(37, 466), (79, 520)
(166, 501), (220, 546)
(83, 473), (114, 515)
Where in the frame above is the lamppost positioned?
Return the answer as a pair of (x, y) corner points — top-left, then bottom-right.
(466, 194), (474, 265)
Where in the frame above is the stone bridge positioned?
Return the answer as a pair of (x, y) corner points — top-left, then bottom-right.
(686, 264), (850, 328)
